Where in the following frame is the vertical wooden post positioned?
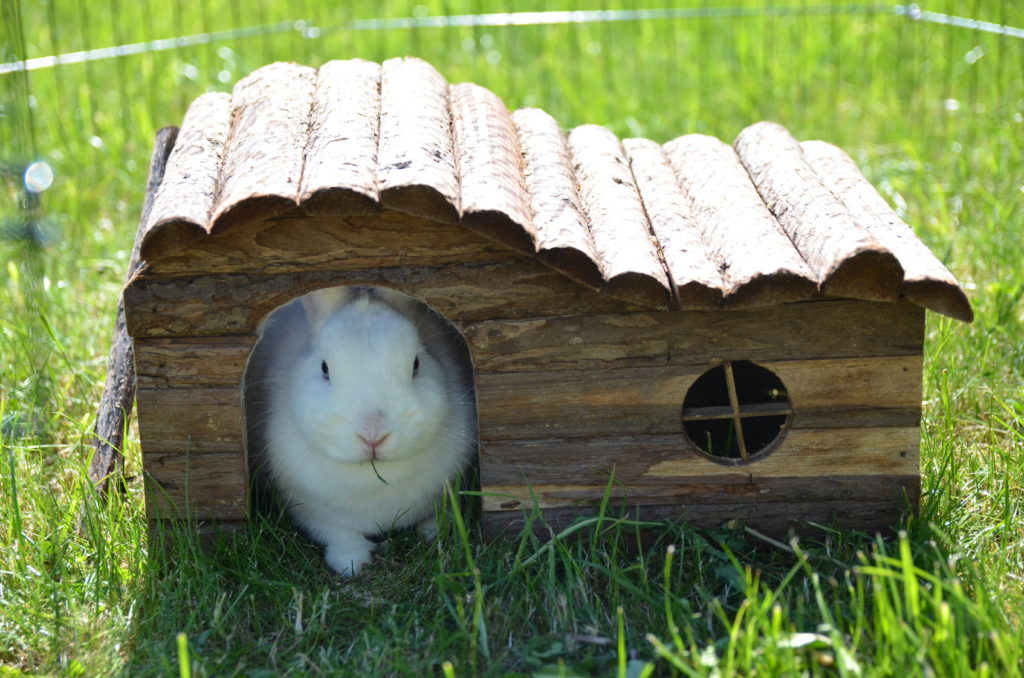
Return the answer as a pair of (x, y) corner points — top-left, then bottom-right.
(89, 126), (179, 495)
(722, 362), (749, 460)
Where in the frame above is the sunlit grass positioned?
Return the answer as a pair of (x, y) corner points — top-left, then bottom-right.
(2, 0), (1023, 674)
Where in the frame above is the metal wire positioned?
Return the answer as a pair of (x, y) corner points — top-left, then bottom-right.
(894, 4), (1024, 39)
(0, 20), (304, 75)
(2, 4), (1021, 76)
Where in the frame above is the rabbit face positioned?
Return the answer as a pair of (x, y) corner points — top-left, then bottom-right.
(290, 296), (451, 465)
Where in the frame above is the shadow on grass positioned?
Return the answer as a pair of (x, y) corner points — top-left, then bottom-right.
(118, 484), (1021, 677)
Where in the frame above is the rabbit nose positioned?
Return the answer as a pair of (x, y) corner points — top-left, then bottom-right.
(360, 409), (387, 437)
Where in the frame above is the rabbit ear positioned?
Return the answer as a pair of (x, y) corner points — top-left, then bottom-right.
(300, 287), (352, 332)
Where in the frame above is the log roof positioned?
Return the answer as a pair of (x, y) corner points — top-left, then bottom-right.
(139, 57), (972, 322)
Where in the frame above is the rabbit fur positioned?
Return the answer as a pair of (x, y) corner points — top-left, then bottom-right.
(245, 286), (477, 577)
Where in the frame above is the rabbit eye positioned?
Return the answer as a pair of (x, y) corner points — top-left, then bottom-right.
(412, 355), (420, 378)
(321, 360), (330, 381)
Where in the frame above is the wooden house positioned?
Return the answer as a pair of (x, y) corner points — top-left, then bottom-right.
(120, 57), (972, 539)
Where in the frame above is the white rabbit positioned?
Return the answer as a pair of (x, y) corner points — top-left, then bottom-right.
(245, 286), (477, 577)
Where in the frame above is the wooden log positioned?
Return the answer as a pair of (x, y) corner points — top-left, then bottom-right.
(480, 428), (919, 486)
(482, 498), (914, 539)
(463, 299), (924, 372)
(377, 57), (460, 224)
(144, 450), (247, 520)
(90, 126), (179, 493)
(481, 475), (920, 511)
(511, 107), (601, 288)
(300, 59), (381, 216)
(136, 209), (513, 279)
(125, 256), (645, 338)
(622, 137), (724, 309)
(799, 140), (973, 322)
(567, 124), (672, 308)
(139, 93), (230, 260)
(733, 122), (904, 301)
(211, 62), (317, 234)
(663, 134), (818, 307)
(451, 83), (535, 254)
(476, 356), (922, 441)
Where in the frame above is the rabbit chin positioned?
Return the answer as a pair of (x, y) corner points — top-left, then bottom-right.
(269, 424), (466, 536)
(306, 424), (442, 464)
(313, 436), (406, 463)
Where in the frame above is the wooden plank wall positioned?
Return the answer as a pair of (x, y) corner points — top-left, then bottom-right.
(133, 273), (924, 534)
(474, 297), (925, 536)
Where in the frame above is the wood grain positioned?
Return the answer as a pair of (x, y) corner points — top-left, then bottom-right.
(511, 107), (601, 288)
(800, 140), (973, 322)
(144, 451), (247, 520)
(125, 256), (647, 338)
(140, 307), (922, 399)
(568, 125), (671, 308)
(377, 57), (459, 224)
(663, 134), (818, 307)
(131, 352), (920, 459)
(733, 122), (904, 301)
(211, 62), (317, 234)
(481, 475), (920, 511)
(480, 427), (919, 487)
(463, 299), (924, 373)
(451, 83), (535, 254)
(623, 137), (724, 309)
(91, 126), (179, 493)
(476, 355), (922, 441)
(482, 499), (914, 539)
(140, 93), (230, 260)
(135, 209), (511, 279)
(300, 59), (381, 216)
(134, 336), (256, 389)
(135, 388), (243, 454)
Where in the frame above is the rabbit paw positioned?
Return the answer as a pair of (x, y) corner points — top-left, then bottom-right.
(324, 536), (375, 578)
(417, 515), (439, 544)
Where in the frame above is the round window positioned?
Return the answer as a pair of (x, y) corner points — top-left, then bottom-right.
(681, 360), (792, 464)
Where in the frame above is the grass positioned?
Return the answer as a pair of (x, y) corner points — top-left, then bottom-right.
(2, 0), (1024, 675)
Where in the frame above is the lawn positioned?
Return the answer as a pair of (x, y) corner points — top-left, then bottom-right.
(2, 1), (1023, 675)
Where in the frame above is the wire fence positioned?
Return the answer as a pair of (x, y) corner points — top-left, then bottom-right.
(1, 1), (1022, 254)
(3, 4), (1022, 75)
